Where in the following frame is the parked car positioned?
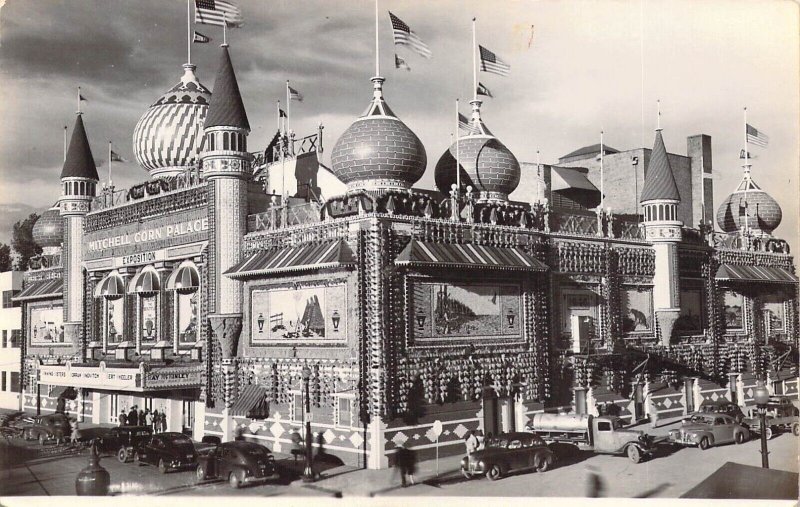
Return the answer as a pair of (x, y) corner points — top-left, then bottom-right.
(97, 425), (154, 462)
(697, 401), (745, 424)
(134, 432), (198, 473)
(22, 413), (72, 445)
(742, 395), (800, 439)
(461, 432), (555, 481)
(668, 413), (749, 449)
(196, 441), (279, 488)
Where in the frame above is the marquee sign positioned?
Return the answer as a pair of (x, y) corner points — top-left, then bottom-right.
(87, 218), (209, 253)
(144, 366), (204, 389)
(38, 361), (203, 392)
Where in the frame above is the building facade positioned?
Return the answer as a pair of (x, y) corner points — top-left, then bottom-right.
(0, 271), (22, 410)
(16, 42), (798, 470)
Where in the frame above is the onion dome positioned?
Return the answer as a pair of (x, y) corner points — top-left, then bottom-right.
(62, 114), (99, 181)
(716, 174), (782, 236)
(640, 130), (680, 203)
(32, 205), (63, 248)
(205, 46), (250, 131)
(132, 63), (211, 178)
(434, 100), (520, 202)
(330, 77), (426, 192)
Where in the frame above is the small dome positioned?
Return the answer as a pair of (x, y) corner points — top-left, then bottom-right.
(434, 101), (520, 202)
(32, 206), (63, 248)
(716, 176), (782, 235)
(330, 78), (426, 192)
(133, 64), (211, 178)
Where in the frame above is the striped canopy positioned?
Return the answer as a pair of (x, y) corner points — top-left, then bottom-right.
(13, 278), (63, 302)
(229, 385), (269, 418)
(167, 263), (200, 294)
(395, 239), (547, 271)
(715, 264), (798, 284)
(225, 239), (356, 279)
(94, 272), (125, 300)
(130, 268), (161, 297)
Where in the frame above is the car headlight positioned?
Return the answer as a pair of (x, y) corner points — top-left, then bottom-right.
(477, 461), (485, 470)
(690, 434), (700, 441)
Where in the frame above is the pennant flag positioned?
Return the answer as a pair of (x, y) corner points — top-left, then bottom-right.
(739, 149), (755, 160)
(388, 11), (432, 59)
(458, 113), (480, 135)
(288, 86), (303, 102)
(110, 150), (127, 163)
(477, 82), (493, 98)
(746, 124), (769, 147)
(528, 24), (535, 48)
(479, 45), (510, 76)
(193, 31), (211, 43)
(79, 94), (87, 103)
(195, 0), (244, 28)
(279, 108), (287, 118)
(395, 54), (411, 71)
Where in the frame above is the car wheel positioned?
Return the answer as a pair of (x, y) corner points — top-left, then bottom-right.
(158, 458), (168, 474)
(117, 448), (129, 463)
(461, 469), (473, 480)
(699, 437), (710, 450)
(486, 464), (502, 481)
(735, 431), (746, 445)
(535, 457), (550, 473)
(765, 427), (774, 440)
(229, 470), (244, 489)
(196, 464), (207, 481)
(792, 423), (800, 437)
(627, 445), (642, 463)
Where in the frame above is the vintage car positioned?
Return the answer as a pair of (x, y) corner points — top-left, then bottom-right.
(461, 432), (555, 481)
(698, 401), (746, 424)
(196, 441), (279, 488)
(134, 432), (198, 473)
(22, 413), (72, 445)
(742, 395), (800, 439)
(97, 425), (154, 462)
(668, 413), (749, 449)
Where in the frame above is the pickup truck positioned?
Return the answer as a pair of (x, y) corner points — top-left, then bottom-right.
(526, 413), (657, 463)
(742, 396), (800, 439)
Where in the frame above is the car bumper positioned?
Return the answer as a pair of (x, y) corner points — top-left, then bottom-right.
(668, 436), (699, 446)
(242, 472), (280, 484)
(461, 465), (486, 477)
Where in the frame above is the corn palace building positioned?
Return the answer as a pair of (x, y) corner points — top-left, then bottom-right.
(14, 42), (798, 469)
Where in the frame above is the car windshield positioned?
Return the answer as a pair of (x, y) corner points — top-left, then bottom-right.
(133, 430), (151, 437)
(244, 446), (269, 457)
(488, 438), (509, 448)
(167, 435), (192, 444)
(689, 415), (713, 425)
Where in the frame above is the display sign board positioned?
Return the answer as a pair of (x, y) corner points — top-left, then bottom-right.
(38, 361), (203, 392)
(144, 367), (203, 389)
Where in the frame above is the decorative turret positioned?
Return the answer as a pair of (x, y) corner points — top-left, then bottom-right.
(434, 99), (520, 203)
(330, 76), (426, 192)
(716, 172), (782, 237)
(640, 129), (681, 230)
(32, 204), (64, 253)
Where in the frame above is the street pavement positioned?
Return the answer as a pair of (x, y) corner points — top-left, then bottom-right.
(1, 417), (797, 498)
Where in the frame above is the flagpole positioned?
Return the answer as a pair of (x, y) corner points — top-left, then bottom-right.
(375, 0), (380, 76)
(63, 126), (68, 162)
(223, 12), (227, 46)
(286, 81), (290, 135)
(536, 149), (541, 203)
(187, 0), (191, 64)
(472, 18), (477, 102)
(277, 101), (281, 132)
(743, 107), (750, 234)
(108, 141), (113, 189)
(600, 130), (604, 210)
(456, 99), (461, 196)
(657, 99), (661, 130)
(77, 86), (82, 114)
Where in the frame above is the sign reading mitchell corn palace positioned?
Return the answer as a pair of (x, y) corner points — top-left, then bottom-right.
(15, 37), (798, 470)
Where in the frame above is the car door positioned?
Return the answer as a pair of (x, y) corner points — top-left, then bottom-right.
(506, 438), (524, 472)
(218, 446), (233, 478)
(713, 417), (732, 443)
(104, 428), (118, 452)
(144, 436), (161, 465)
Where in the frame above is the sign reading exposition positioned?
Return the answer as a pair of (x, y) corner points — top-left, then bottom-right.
(84, 209), (209, 261)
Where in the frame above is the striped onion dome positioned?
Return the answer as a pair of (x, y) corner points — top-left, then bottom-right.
(330, 77), (426, 192)
(32, 205), (63, 249)
(716, 174), (782, 236)
(132, 64), (211, 178)
(434, 100), (520, 203)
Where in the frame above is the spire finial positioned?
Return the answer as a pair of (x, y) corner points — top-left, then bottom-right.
(375, 0), (380, 78)
(656, 99), (662, 131)
(472, 17), (478, 102)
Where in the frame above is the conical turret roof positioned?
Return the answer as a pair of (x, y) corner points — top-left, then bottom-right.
(61, 115), (99, 180)
(640, 130), (679, 202)
(205, 46), (249, 131)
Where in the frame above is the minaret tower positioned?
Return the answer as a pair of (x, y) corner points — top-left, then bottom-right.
(201, 43), (251, 432)
(60, 113), (99, 347)
(640, 118), (682, 346)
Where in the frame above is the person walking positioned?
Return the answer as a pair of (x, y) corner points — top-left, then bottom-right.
(145, 409), (154, 429)
(395, 445), (416, 487)
(118, 411), (128, 427)
(138, 408), (146, 427)
(152, 410), (160, 432)
(464, 430), (479, 457)
(159, 412), (167, 433)
(128, 406), (138, 426)
(70, 418), (81, 444)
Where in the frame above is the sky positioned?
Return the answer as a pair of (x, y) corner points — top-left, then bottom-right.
(0, 0), (798, 251)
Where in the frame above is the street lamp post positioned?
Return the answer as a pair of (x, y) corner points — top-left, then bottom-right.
(753, 380), (770, 469)
(301, 364), (315, 482)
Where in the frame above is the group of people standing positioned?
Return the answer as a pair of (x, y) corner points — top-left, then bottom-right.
(118, 405), (167, 432)
(464, 429), (486, 456)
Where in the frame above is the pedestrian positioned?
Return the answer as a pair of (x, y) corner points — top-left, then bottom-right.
(464, 430), (479, 456)
(586, 465), (605, 497)
(118, 411), (128, 427)
(152, 410), (160, 432)
(290, 430), (304, 461)
(138, 407), (145, 427)
(70, 418), (81, 444)
(475, 430), (486, 450)
(159, 413), (167, 433)
(395, 445), (416, 487)
(128, 406), (138, 426)
(145, 409), (154, 429)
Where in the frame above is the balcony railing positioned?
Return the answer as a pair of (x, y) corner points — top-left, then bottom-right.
(247, 201), (322, 232)
(91, 168), (205, 212)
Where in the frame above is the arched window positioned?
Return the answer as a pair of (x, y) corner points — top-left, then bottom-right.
(240, 135), (246, 151)
(166, 261), (201, 345)
(223, 132), (230, 150)
(129, 266), (162, 345)
(231, 133), (238, 152)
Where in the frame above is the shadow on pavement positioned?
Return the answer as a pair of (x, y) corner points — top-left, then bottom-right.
(635, 482), (673, 498)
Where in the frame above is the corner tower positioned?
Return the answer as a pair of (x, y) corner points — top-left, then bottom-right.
(640, 128), (682, 346)
(60, 113), (99, 346)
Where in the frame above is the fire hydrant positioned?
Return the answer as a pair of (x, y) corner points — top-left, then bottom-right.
(75, 438), (110, 496)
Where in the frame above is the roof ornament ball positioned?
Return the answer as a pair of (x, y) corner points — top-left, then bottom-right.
(716, 168), (782, 237)
(32, 204), (64, 250)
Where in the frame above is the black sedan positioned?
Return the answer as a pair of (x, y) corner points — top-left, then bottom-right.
(134, 432), (198, 473)
(461, 432), (555, 481)
(22, 413), (72, 445)
(196, 441), (279, 488)
(98, 426), (153, 462)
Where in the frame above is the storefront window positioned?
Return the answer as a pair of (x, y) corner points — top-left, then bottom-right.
(140, 296), (158, 343)
(762, 295), (786, 332)
(177, 292), (199, 343)
(561, 289), (598, 335)
(105, 297), (124, 344)
(676, 285), (705, 334)
(621, 287), (653, 333)
(29, 303), (65, 346)
(723, 291), (745, 331)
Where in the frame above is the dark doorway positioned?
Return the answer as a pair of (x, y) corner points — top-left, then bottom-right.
(483, 389), (499, 436)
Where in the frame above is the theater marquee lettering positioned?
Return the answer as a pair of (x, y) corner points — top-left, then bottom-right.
(87, 217), (209, 253)
(145, 369), (203, 389)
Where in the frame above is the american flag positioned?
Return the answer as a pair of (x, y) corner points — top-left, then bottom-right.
(395, 54), (411, 71)
(479, 45), (510, 76)
(288, 86), (303, 102)
(477, 82), (493, 98)
(195, 0), (243, 28)
(110, 150), (127, 163)
(746, 124), (769, 147)
(458, 113), (479, 135)
(389, 12), (432, 59)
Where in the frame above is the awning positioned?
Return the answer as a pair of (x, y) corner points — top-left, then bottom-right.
(225, 239), (356, 278)
(49, 385), (78, 400)
(395, 240), (547, 271)
(715, 264), (798, 284)
(551, 166), (600, 192)
(230, 385), (269, 418)
(167, 263), (200, 294)
(130, 268), (161, 296)
(13, 278), (63, 302)
(94, 272), (125, 300)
